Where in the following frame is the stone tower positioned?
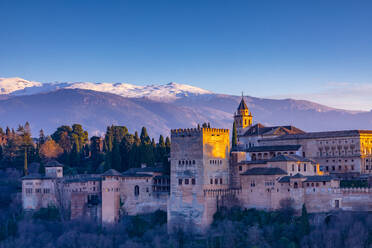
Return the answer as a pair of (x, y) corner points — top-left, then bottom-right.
(234, 96), (253, 135)
(168, 127), (230, 232)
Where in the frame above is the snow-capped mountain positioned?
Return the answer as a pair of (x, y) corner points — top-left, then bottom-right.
(1, 76), (371, 138)
(0, 77), (212, 101)
(0, 77), (42, 95)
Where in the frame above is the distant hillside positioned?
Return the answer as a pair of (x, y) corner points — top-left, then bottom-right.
(0, 88), (372, 138)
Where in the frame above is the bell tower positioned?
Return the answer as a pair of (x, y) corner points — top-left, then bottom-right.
(234, 94), (253, 135)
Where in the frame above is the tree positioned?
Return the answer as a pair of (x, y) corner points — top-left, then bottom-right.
(52, 125), (73, 152)
(39, 129), (46, 146)
(23, 149), (28, 175)
(120, 134), (135, 172)
(165, 136), (171, 154)
(300, 204), (310, 235)
(232, 121), (238, 149)
(156, 135), (166, 163)
(71, 124), (89, 149)
(39, 140), (63, 159)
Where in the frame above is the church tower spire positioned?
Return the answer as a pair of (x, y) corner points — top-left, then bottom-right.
(234, 94), (253, 135)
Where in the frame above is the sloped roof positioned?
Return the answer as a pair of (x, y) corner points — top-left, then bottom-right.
(278, 176), (290, 183)
(246, 145), (301, 152)
(242, 124), (305, 137)
(237, 98), (248, 110)
(121, 166), (164, 178)
(65, 177), (102, 183)
(45, 160), (64, 167)
(22, 173), (54, 180)
(123, 167), (163, 174)
(304, 175), (334, 182)
(241, 167), (287, 176)
(22, 173), (44, 180)
(102, 169), (122, 176)
(269, 154), (315, 163)
(278, 175), (334, 183)
(292, 173), (305, 178)
(238, 160), (268, 165)
(265, 130), (372, 141)
(121, 173), (152, 178)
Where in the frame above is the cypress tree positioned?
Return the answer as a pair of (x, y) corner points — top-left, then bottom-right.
(157, 135), (166, 163)
(24, 148), (28, 175)
(39, 129), (45, 145)
(5, 127), (10, 136)
(300, 204), (310, 235)
(165, 136), (171, 154)
(232, 121), (238, 149)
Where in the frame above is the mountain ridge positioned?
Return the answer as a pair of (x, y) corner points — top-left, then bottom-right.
(1, 87), (372, 138)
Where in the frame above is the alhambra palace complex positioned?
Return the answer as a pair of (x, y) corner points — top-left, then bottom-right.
(22, 97), (372, 231)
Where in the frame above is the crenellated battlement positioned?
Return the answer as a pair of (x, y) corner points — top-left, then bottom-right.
(334, 187), (372, 193)
(171, 127), (229, 137)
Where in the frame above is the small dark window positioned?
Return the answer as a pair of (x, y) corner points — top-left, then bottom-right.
(193, 160), (195, 164)
(239, 166), (242, 171)
(323, 181), (326, 186)
(192, 178), (196, 185)
(134, 185), (140, 196)
(332, 166), (335, 171)
(178, 179), (182, 185)
(220, 178), (223, 184)
(215, 178), (218, 184)
(185, 179), (189, 185)
(210, 179), (213, 184)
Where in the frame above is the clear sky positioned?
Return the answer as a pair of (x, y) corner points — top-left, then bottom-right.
(1, 0), (372, 110)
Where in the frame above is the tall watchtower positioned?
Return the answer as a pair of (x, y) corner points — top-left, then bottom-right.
(168, 127), (230, 232)
(234, 96), (253, 136)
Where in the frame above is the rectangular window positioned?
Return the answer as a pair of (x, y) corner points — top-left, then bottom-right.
(220, 178), (223, 184)
(298, 164), (301, 172)
(210, 179), (213, 184)
(185, 179), (189, 185)
(191, 178), (196, 185)
(215, 178), (218, 184)
(292, 164), (294, 171)
(178, 179), (182, 185)
(239, 166), (242, 171)
(304, 164), (307, 171)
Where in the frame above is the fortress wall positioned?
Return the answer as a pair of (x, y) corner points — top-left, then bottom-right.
(120, 177), (168, 215)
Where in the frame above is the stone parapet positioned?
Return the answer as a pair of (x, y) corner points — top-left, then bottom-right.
(171, 128), (229, 137)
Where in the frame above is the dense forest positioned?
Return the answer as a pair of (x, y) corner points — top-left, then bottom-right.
(0, 122), (171, 175)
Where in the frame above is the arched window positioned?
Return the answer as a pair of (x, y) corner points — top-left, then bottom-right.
(134, 185), (139, 196)
(294, 182), (298, 189)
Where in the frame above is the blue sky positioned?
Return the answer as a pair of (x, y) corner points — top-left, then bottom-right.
(1, 0), (372, 110)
